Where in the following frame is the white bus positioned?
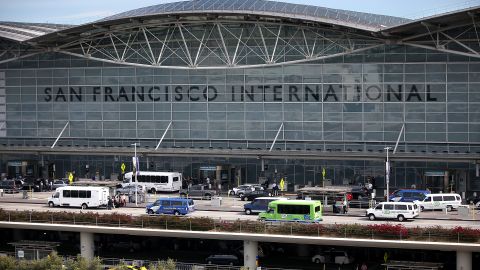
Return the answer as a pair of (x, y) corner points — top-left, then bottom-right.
(124, 171), (183, 193)
(48, 186), (109, 209)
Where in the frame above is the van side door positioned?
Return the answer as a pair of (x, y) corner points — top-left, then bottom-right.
(251, 199), (263, 212)
(432, 195), (443, 209)
(159, 200), (171, 214)
(395, 204), (408, 217)
(422, 195), (432, 210)
(382, 204), (395, 219)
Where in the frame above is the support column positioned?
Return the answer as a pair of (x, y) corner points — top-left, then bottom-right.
(80, 232), (94, 260)
(244, 240), (258, 270)
(296, 244), (309, 257)
(457, 250), (472, 270)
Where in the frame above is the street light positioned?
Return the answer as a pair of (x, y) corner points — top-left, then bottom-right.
(384, 147), (391, 200)
(131, 143), (140, 206)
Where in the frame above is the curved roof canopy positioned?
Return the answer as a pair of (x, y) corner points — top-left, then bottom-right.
(99, 0), (410, 31)
(0, 1), (479, 69)
(0, 22), (71, 42)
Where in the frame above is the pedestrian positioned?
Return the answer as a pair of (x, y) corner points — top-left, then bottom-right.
(342, 198), (348, 214)
(206, 177), (211, 189)
(272, 182), (279, 196)
(107, 196), (113, 210)
(263, 178), (270, 190)
(361, 262), (368, 270)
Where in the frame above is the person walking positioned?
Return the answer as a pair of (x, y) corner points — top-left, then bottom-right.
(342, 198), (348, 214)
(272, 182), (279, 196)
(107, 196), (113, 210)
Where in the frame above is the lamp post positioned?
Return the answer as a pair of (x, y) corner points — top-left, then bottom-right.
(384, 147), (391, 200)
(131, 143), (139, 206)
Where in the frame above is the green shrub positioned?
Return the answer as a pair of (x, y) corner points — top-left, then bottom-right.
(0, 255), (17, 270)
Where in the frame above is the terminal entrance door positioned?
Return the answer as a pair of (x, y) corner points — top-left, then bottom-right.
(424, 171), (446, 193)
(198, 165), (233, 191)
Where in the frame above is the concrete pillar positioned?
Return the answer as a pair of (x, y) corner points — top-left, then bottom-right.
(13, 229), (23, 241)
(80, 232), (94, 260)
(457, 251), (472, 270)
(296, 244), (309, 257)
(244, 240), (258, 270)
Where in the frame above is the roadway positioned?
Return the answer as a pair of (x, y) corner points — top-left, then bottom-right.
(1, 192), (479, 229)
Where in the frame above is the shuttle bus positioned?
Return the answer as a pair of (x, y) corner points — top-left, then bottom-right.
(259, 200), (323, 222)
(124, 171), (183, 193)
(47, 186), (109, 209)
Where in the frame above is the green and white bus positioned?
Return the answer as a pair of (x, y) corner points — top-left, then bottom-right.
(258, 200), (322, 222)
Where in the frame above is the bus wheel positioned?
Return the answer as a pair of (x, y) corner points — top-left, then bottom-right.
(81, 203), (88, 210)
(48, 202), (54, 207)
(150, 188), (156, 194)
(147, 209), (154, 215)
(397, 215), (405, 222)
(368, 214), (375, 221)
(173, 211), (180, 216)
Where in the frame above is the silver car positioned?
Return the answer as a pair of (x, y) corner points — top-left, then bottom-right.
(51, 179), (68, 190)
(116, 184), (144, 195)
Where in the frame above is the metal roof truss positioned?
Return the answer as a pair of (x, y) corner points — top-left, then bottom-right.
(54, 20), (382, 69)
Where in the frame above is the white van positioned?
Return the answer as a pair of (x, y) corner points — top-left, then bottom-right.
(414, 193), (462, 211)
(48, 186), (109, 209)
(366, 202), (419, 221)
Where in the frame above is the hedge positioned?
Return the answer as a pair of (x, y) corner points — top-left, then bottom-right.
(0, 209), (478, 243)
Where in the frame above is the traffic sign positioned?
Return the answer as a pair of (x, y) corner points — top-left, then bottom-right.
(121, 163), (126, 174)
(68, 172), (73, 185)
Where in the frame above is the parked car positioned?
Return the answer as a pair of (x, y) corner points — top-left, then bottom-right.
(389, 189), (430, 202)
(179, 184), (217, 199)
(244, 197), (288, 215)
(205, 254), (240, 266)
(466, 195), (480, 208)
(228, 184), (262, 196)
(240, 189), (271, 201)
(366, 202), (419, 221)
(0, 180), (21, 193)
(22, 178), (47, 192)
(312, 249), (354, 265)
(51, 179), (69, 189)
(116, 184), (145, 195)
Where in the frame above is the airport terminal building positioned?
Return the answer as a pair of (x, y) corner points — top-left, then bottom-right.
(0, 0), (479, 195)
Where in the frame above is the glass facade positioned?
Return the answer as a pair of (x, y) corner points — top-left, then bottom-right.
(3, 46), (480, 148)
(1, 40), (480, 193)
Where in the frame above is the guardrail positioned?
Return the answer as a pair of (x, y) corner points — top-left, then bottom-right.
(101, 257), (301, 270)
(0, 209), (479, 244)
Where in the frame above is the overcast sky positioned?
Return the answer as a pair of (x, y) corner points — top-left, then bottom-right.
(0, 0), (477, 25)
